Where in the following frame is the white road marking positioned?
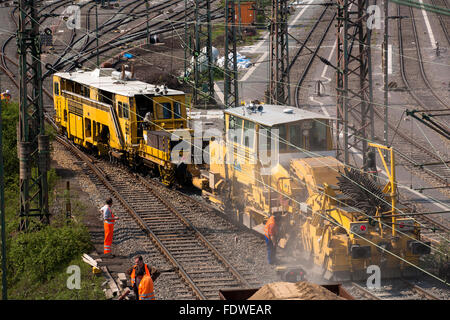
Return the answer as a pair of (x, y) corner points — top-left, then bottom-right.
(241, 0), (315, 82)
(418, 0), (437, 49)
(321, 40), (337, 83)
(309, 96), (330, 116)
(214, 82), (225, 104)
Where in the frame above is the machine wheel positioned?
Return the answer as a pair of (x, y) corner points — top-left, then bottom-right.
(159, 166), (175, 186)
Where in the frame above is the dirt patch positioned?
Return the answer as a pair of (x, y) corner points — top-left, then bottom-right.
(116, 40), (191, 93)
(50, 142), (133, 293)
(248, 281), (344, 300)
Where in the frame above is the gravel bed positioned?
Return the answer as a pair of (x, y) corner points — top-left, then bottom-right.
(51, 141), (284, 299)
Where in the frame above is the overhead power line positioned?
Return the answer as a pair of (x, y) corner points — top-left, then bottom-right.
(389, 0), (450, 16)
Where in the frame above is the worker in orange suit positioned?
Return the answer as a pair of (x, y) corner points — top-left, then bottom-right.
(138, 274), (155, 300)
(0, 90), (11, 103)
(100, 198), (119, 257)
(264, 213), (280, 265)
(127, 255), (159, 299)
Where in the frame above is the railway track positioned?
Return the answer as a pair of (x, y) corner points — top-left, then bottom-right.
(46, 0), (223, 73)
(371, 4), (450, 199)
(293, 7), (336, 108)
(397, 4), (448, 111)
(348, 278), (443, 300)
(53, 135), (264, 300)
(429, 0), (450, 46)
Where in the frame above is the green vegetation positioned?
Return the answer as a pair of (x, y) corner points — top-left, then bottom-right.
(0, 101), (104, 300)
(420, 235), (450, 281)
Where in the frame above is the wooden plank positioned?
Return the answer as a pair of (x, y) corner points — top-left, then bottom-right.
(100, 266), (120, 296)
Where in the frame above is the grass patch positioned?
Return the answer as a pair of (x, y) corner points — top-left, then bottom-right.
(0, 101), (104, 300)
(8, 255), (105, 300)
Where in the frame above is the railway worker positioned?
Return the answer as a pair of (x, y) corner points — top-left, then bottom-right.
(0, 90), (11, 103)
(100, 197), (119, 257)
(363, 150), (378, 180)
(264, 213), (280, 265)
(138, 274), (155, 300)
(127, 255), (160, 299)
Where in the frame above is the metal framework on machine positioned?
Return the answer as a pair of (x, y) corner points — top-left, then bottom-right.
(17, 0), (50, 230)
(335, 0), (375, 166)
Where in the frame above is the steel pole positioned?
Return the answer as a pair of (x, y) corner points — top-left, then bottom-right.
(383, 0), (389, 161)
(96, 5), (100, 66)
(0, 100), (6, 300)
(145, 0), (150, 45)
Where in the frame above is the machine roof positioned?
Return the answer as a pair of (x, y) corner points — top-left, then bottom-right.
(224, 104), (332, 127)
(54, 68), (185, 97)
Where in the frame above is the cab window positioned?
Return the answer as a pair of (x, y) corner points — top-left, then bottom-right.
(234, 117), (243, 144)
(274, 124), (287, 151)
(118, 102), (123, 118)
(289, 123), (303, 151)
(259, 126), (272, 151)
(228, 115), (236, 129)
(123, 102), (129, 119)
(310, 120), (328, 151)
(174, 102), (182, 119)
(54, 82), (60, 95)
(243, 120), (255, 149)
(161, 102), (172, 119)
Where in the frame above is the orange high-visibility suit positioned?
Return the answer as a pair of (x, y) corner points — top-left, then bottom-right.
(101, 205), (116, 254)
(130, 264), (150, 287)
(138, 274), (155, 300)
(0, 93), (10, 103)
(264, 215), (277, 264)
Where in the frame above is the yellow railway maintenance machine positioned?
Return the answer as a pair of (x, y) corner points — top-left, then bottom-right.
(194, 103), (430, 280)
(53, 68), (191, 185)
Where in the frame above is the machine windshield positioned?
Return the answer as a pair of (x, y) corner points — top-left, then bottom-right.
(272, 119), (329, 152)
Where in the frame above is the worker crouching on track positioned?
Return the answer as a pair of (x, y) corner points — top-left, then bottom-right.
(264, 213), (280, 265)
(127, 256), (160, 300)
(100, 198), (119, 257)
(138, 274), (156, 300)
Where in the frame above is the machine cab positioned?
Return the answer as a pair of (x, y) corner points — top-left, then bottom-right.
(224, 103), (334, 167)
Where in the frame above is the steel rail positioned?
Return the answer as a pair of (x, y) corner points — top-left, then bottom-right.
(350, 282), (382, 300)
(46, 0), (149, 74)
(294, 12), (336, 108)
(401, 278), (441, 300)
(137, 175), (252, 289)
(288, 5), (329, 73)
(53, 135), (208, 300)
(429, 0), (450, 45)
(47, 0), (193, 72)
(51, 133), (253, 299)
(397, 4), (449, 111)
(62, 6), (223, 72)
(1, 0), (73, 74)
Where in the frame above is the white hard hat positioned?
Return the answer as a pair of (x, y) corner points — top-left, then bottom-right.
(5, 90), (9, 94)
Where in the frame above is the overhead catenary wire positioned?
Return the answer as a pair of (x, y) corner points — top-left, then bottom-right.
(7, 1), (450, 212)
(9, 1), (450, 235)
(6, 0), (446, 215)
(7, 0), (450, 276)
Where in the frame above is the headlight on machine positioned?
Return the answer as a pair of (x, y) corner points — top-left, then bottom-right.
(397, 219), (416, 232)
(350, 245), (371, 259)
(408, 241), (431, 255)
(350, 222), (369, 235)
